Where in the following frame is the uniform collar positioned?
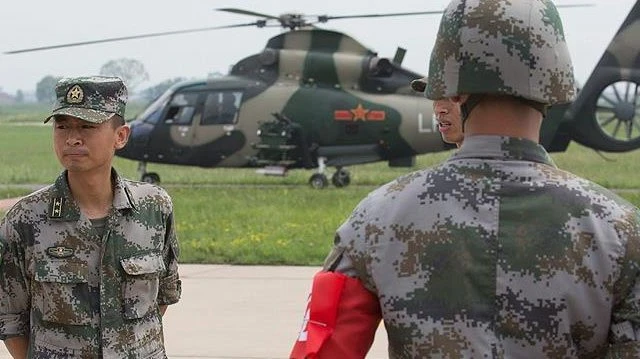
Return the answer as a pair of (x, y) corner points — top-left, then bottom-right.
(48, 168), (136, 220)
(452, 135), (556, 167)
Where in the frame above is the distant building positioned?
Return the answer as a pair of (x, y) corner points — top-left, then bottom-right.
(0, 91), (16, 105)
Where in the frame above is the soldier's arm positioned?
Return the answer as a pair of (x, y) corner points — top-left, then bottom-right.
(4, 336), (28, 359)
(606, 212), (640, 357)
(0, 219), (31, 354)
(607, 280), (640, 356)
(157, 210), (181, 307)
(290, 231), (382, 359)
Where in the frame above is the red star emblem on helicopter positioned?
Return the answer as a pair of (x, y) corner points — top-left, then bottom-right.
(334, 103), (386, 122)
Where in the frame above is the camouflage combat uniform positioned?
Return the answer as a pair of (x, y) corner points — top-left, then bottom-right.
(326, 135), (640, 358)
(0, 169), (181, 358)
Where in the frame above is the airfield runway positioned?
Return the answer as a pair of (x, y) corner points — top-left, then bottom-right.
(0, 264), (390, 359)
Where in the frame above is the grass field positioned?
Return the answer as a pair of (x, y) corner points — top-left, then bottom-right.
(1, 104), (640, 265)
(1, 121), (638, 189)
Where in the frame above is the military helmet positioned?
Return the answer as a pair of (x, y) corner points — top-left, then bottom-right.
(419, 0), (576, 105)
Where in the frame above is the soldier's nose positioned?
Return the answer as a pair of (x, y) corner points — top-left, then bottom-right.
(66, 135), (82, 146)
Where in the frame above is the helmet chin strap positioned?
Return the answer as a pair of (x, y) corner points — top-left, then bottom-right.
(460, 94), (484, 132)
(520, 98), (548, 117)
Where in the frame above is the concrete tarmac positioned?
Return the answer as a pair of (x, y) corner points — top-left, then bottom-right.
(0, 265), (389, 359)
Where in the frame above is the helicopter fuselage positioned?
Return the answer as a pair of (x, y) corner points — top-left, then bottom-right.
(117, 73), (447, 170)
(117, 29), (452, 173)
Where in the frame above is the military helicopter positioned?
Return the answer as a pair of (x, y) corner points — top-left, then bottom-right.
(6, 3), (640, 188)
(118, 20), (439, 189)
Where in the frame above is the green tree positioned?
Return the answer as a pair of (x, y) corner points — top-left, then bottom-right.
(99, 58), (150, 92)
(15, 90), (24, 103)
(139, 77), (187, 102)
(36, 75), (62, 103)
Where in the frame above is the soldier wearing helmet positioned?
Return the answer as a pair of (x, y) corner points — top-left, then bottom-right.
(290, 1), (640, 358)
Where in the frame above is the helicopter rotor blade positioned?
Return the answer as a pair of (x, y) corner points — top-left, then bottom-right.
(217, 8), (280, 20)
(555, 3), (596, 8)
(4, 22), (259, 55)
(320, 10), (445, 22)
(5, 3), (596, 54)
(317, 3), (594, 22)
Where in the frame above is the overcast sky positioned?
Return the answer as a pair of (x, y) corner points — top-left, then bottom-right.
(0, 0), (635, 94)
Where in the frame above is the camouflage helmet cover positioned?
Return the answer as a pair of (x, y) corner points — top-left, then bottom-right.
(423, 0), (576, 105)
(45, 76), (128, 124)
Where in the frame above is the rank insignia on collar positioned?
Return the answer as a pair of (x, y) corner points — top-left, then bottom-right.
(66, 84), (84, 104)
(50, 197), (64, 218)
(46, 246), (74, 259)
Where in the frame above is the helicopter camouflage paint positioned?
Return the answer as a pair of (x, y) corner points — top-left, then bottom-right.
(7, 4), (637, 188)
(117, 29), (448, 188)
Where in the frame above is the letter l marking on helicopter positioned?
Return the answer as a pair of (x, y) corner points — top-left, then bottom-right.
(418, 113), (435, 133)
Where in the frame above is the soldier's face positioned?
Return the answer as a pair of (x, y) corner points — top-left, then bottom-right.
(433, 98), (463, 147)
(53, 115), (130, 174)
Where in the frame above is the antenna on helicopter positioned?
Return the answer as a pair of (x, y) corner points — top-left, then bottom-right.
(393, 48), (407, 65)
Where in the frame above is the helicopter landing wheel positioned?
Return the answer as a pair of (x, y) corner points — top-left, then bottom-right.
(592, 80), (640, 150)
(331, 168), (351, 188)
(141, 172), (161, 184)
(309, 173), (328, 189)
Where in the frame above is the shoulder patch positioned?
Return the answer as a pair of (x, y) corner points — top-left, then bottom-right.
(50, 197), (64, 218)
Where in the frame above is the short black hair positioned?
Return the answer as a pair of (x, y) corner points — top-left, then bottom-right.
(111, 114), (125, 128)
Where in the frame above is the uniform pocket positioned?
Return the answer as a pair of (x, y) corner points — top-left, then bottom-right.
(120, 253), (165, 319)
(34, 260), (91, 325)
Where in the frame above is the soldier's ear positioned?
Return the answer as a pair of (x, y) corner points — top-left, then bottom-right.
(114, 124), (130, 150)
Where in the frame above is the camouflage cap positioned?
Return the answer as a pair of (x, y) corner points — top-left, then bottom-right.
(424, 0), (576, 105)
(44, 76), (127, 124)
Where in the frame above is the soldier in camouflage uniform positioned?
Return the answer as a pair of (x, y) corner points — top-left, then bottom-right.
(0, 76), (181, 358)
(292, 0), (640, 358)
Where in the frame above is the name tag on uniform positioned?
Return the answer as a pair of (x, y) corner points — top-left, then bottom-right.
(46, 246), (74, 258)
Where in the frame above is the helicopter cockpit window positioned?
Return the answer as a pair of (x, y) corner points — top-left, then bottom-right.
(167, 106), (196, 125)
(138, 91), (172, 124)
(165, 92), (199, 125)
(202, 91), (242, 125)
(368, 57), (393, 78)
